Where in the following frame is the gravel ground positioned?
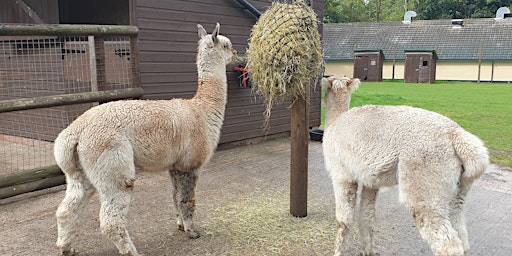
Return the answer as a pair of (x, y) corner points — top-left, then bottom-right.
(0, 137), (511, 256)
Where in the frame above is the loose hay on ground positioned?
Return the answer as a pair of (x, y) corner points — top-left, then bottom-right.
(201, 191), (335, 255)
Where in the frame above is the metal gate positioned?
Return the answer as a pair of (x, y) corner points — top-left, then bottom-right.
(0, 24), (143, 199)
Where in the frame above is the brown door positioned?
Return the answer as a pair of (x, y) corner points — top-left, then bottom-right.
(354, 55), (369, 81)
(405, 54), (420, 83)
(418, 56), (431, 83)
(367, 55), (379, 81)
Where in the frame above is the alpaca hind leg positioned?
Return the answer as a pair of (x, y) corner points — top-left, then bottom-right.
(359, 186), (379, 256)
(332, 180), (358, 256)
(170, 170), (200, 239)
(410, 204), (464, 256)
(97, 181), (138, 256)
(450, 180), (473, 254)
(91, 145), (138, 255)
(399, 160), (464, 256)
(56, 172), (95, 256)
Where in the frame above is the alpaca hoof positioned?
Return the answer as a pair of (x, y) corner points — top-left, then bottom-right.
(121, 252), (141, 256)
(187, 230), (200, 239)
(59, 248), (76, 256)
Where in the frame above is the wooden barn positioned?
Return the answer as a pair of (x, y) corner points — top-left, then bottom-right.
(404, 50), (437, 83)
(323, 16), (512, 83)
(353, 50), (384, 82)
(0, 0), (323, 145)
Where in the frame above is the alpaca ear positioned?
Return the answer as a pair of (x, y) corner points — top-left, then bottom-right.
(348, 78), (360, 92)
(212, 23), (220, 43)
(321, 77), (332, 90)
(197, 24), (207, 39)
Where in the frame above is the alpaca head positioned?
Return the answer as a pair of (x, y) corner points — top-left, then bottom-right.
(197, 23), (236, 67)
(322, 76), (360, 114)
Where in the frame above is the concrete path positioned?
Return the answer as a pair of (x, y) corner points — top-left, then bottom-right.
(0, 137), (510, 255)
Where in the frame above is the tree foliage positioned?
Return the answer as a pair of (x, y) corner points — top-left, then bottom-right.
(323, 0), (512, 23)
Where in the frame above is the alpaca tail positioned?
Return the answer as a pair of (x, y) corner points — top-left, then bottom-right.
(452, 128), (489, 183)
(54, 128), (81, 176)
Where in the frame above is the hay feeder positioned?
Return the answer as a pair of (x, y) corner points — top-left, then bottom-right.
(246, 0), (323, 217)
(247, 0), (323, 123)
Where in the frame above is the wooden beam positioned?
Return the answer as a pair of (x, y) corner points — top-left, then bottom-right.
(0, 175), (65, 199)
(0, 87), (144, 113)
(290, 87), (310, 217)
(0, 24), (138, 37)
(0, 165), (62, 188)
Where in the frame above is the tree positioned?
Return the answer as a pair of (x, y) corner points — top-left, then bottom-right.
(324, 0), (406, 23)
(471, 0), (512, 18)
(323, 0), (368, 23)
(323, 0), (512, 23)
(410, 0), (512, 19)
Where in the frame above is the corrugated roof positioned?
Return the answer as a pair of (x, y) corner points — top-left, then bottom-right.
(323, 18), (512, 61)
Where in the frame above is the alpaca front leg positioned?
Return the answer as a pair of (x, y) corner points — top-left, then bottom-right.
(359, 186), (379, 256)
(332, 180), (358, 256)
(170, 172), (184, 231)
(171, 170), (200, 239)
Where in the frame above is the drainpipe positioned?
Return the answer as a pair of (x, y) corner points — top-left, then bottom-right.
(235, 0), (262, 18)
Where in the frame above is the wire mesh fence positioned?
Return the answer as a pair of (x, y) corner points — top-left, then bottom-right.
(0, 34), (137, 176)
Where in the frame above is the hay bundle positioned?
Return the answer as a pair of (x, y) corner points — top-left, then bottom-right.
(247, 0), (323, 125)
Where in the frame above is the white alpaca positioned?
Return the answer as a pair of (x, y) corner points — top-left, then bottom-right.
(54, 23), (235, 256)
(321, 76), (488, 256)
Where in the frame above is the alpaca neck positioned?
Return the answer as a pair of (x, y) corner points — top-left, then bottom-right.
(194, 75), (227, 108)
(324, 96), (351, 130)
(192, 61), (228, 131)
(197, 63), (227, 83)
(194, 62), (227, 105)
(196, 47), (228, 86)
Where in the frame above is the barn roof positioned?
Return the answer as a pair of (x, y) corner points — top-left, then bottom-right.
(323, 18), (512, 61)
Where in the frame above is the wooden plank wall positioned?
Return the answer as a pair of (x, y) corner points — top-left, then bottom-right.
(135, 0), (323, 144)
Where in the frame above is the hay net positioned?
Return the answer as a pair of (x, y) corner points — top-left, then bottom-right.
(247, 0), (323, 125)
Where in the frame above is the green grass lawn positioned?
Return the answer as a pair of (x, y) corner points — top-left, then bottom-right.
(320, 80), (512, 168)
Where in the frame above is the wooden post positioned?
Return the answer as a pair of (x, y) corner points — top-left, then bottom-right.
(94, 37), (107, 92)
(477, 44), (483, 84)
(88, 36), (99, 93)
(88, 36), (100, 106)
(129, 35), (141, 89)
(290, 85), (309, 217)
